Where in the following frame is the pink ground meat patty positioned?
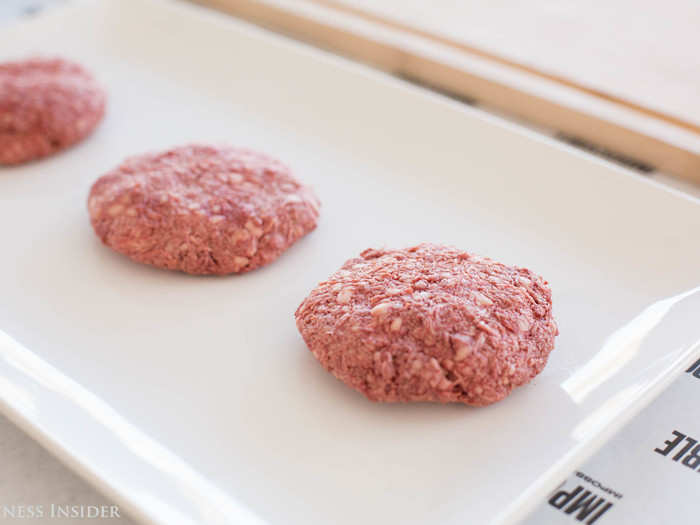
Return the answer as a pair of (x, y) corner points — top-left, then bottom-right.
(88, 144), (320, 275)
(0, 57), (106, 165)
(296, 244), (558, 406)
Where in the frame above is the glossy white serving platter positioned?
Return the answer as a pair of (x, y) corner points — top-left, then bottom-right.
(1, 1), (699, 524)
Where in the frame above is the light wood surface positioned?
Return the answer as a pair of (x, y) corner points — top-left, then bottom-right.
(194, 0), (700, 183)
(317, 0), (700, 131)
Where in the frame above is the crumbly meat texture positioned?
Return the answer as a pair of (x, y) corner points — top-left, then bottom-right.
(295, 244), (558, 406)
(88, 144), (320, 275)
(0, 57), (106, 165)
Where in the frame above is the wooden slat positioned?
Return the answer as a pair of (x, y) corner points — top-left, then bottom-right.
(312, 0), (700, 133)
(193, 0), (700, 183)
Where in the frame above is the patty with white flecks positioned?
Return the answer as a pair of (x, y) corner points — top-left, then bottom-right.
(0, 57), (105, 165)
(88, 144), (320, 275)
(295, 244), (557, 406)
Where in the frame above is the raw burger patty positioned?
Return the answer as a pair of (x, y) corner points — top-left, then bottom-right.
(88, 144), (320, 275)
(295, 244), (558, 406)
(0, 57), (106, 165)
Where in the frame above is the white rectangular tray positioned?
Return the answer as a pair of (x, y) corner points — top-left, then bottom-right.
(1, 1), (699, 524)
